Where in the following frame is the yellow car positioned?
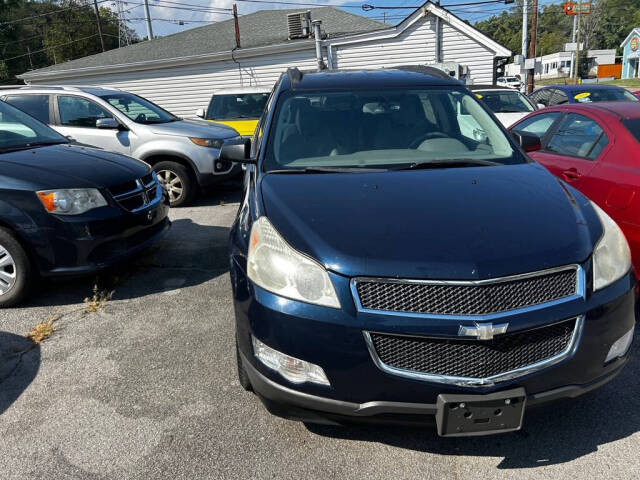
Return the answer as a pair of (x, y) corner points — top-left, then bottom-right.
(196, 87), (271, 137)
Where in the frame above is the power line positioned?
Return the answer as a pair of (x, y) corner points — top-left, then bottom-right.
(0, 0), (113, 27)
(2, 34), (100, 62)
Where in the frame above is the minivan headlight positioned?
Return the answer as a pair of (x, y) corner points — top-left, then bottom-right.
(591, 201), (631, 291)
(37, 189), (107, 215)
(247, 217), (340, 308)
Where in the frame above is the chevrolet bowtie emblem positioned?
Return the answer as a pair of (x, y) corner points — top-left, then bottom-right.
(458, 322), (509, 340)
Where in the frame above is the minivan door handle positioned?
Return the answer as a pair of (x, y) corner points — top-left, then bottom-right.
(562, 168), (582, 181)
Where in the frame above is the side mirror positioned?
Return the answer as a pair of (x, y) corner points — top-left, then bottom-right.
(537, 103), (545, 109)
(511, 131), (542, 152)
(96, 118), (120, 129)
(195, 108), (205, 118)
(220, 137), (255, 163)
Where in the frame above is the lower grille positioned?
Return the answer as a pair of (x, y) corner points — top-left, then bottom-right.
(108, 172), (160, 212)
(367, 318), (578, 381)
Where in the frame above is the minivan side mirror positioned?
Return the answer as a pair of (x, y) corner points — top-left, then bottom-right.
(511, 131), (542, 153)
(195, 108), (205, 118)
(96, 118), (120, 129)
(220, 137), (255, 163)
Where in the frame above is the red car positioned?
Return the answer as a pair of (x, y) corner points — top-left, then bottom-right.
(511, 102), (640, 279)
(633, 90), (640, 100)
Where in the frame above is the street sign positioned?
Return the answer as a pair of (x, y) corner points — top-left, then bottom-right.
(524, 58), (536, 69)
(563, 2), (591, 14)
(564, 42), (584, 51)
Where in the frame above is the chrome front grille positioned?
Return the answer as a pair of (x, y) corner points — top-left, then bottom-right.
(108, 172), (159, 212)
(365, 317), (582, 385)
(353, 266), (580, 317)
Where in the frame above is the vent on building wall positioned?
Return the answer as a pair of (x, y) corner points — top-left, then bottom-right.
(287, 11), (312, 39)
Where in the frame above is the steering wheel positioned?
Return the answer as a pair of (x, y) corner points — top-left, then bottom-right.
(409, 132), (450, 149)
(135, 113), (147, 122)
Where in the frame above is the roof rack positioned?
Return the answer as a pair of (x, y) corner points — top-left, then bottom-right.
(389, 64), (455, 80)
(286, 67), (304, 86)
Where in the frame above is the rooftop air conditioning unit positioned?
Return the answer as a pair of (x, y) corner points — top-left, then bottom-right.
(287, 11), (312, 40)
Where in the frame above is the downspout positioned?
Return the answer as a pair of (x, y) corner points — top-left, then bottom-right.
(312, 20), (326, 71)
(434, 7), (442, 63)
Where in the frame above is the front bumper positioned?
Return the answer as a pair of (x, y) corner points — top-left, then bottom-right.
(232, 259), (636, 427)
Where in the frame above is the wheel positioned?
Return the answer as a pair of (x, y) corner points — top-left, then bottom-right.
(154, 161), (197, 207)
(0, 227), (33, 308)
(236, 337), (253, 392)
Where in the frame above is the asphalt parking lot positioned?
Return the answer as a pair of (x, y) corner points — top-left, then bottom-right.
(1, 185), (639, 480)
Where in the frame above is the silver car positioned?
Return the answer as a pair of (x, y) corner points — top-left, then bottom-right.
(1, 86), (241, 206)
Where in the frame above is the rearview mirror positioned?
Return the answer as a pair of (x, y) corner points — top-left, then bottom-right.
(511, 131), (541, 153)
(195, 108), (205, 118)
(96, 118), (120, 129)
(220, 137), (254, 163)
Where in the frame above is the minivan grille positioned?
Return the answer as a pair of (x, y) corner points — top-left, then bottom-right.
(108, 172), (159, 212)
(368, 318), (577, 379)
(354, 268), (578, 316)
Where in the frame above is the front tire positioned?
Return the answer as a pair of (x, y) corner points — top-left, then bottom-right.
(0, 227), (33, 308)
(154, 161), (197, 207)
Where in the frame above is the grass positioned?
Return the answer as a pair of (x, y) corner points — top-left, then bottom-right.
(84, 284), (114, 314)
(533, 77), (640, 88)
(27, 315), (59, 344)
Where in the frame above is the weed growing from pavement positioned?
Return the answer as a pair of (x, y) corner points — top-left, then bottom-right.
(84, 284), (114, 314)
(26, 315), (59, 344)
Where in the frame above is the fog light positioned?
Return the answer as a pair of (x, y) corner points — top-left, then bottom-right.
(252, 336), (330, 386)
(605, 327), (634, 363)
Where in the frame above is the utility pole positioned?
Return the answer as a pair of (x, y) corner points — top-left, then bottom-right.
(26, 46), (34, 69)
(521, 0), (528, 90)
(573, 12), (581, 80)
(93, 0), (106, 52)
(233, 4), (240, 48)
(569, 15), (577, 78)
(143, 0), (154, 40)
(526, 0), (538, 94)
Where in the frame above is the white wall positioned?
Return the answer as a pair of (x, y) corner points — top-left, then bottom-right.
(440, 22), (495, 84)
(31, 49), (319, 118)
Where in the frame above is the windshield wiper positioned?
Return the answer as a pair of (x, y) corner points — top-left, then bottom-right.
(268, 166), (388, 174)
(392, 159), (501, 171)
(0, 140), (67, 153)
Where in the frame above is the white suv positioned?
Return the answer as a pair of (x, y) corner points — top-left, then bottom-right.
(1, 86), (241, 206)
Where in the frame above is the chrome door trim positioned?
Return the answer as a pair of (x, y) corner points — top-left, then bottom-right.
(350, 264), (585, 321)
(363, 316), (584, 387)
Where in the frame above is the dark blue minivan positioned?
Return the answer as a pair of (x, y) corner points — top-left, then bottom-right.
(225, 68), (636, 436)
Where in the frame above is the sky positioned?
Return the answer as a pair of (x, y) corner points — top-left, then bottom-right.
(116, 0), (563, 39)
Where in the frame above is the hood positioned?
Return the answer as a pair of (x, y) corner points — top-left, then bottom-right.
(148, 119), (239, 138)
(495, 112), (531, 128)
(208, 119), (258, 137)
(260, 163), (601, 280)
(0, 144), (150, 190)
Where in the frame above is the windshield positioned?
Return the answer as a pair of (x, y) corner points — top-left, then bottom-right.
(206, 93), (270, 120)
(0, 100), (67, 153)
(263, 88), (522, 171)
(572, 88), (638, 103)
(98, 93), (178, 124)
(475, 90), (535, 113)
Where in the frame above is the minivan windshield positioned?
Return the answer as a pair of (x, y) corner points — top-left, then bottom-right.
(206, 93), (270, 120)
(99, 93), (178, 124)
(263, 88), (522, 171)
(0, 100), (67, 153)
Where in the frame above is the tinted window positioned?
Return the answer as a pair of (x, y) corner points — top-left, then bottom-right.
(571, 88), (638, 103)
(99, 93), (177, 124)
(513, 112), (560, 137)
(264, 88), (521, 171)
(206, 93), (270, 120)
(549, 90), (569, 106)
(475, 90), (534, 113)
(0, 100), (66, 152)
(4, 94), (50, 123)
(622, 118), (640, 145)
(532, 89), (552, 106)
(58, 96), (112, 128)
(546, 113), (607, 159)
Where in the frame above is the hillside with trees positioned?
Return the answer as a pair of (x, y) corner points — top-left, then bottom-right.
(0, 0), (138, 83)
(476, 0), (640, 58)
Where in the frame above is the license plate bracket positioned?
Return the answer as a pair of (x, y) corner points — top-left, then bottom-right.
(436, 387), (526, 437)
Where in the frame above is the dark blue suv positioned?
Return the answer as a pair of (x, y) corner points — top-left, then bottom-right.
(224, 68), (635, 436)
(529, 84), (638, 108)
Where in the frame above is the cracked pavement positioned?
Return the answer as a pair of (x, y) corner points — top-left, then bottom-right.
(1, 185), (639, 479)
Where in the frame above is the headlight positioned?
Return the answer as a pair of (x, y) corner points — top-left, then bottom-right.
(189, 137), (223, 148)
(591, 201), (631, 291)
(247, 217), (340, 308)
(36, 189), (107, 215)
